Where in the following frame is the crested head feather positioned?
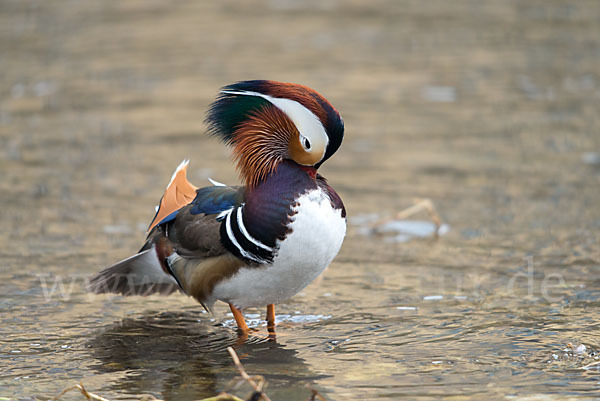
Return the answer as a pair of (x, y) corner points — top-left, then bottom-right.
(205, 80), (344, 186)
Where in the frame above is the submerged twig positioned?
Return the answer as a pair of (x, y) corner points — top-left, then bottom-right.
(51, 383), (116, 401)
(197, 395), (244, 401)
(51, 383), (243, 401)
(50, 347), (324, 401)
(304, 384), (327, 401)
(227, 347), (271, 401)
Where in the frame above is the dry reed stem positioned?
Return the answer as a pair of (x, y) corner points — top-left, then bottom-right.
(582, 361), (600, 370)
(372, 198), (442, 237)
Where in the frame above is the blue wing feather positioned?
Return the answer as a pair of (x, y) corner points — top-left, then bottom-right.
(189, 186), (244, 216)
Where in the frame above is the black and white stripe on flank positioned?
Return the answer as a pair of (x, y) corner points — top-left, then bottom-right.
(221, 206), (275, 264)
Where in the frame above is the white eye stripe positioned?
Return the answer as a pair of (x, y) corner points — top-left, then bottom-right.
(221, 89), (329, 159)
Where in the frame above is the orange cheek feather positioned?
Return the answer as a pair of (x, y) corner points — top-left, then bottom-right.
(232, 106), (296, 187)
(288, 132), (324, 166)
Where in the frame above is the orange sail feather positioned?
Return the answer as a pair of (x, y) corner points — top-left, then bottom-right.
(147, 160), (198, 232)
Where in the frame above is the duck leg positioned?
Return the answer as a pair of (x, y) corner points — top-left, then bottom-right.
(229, 303), (249, 333)
(266, 303), (276, 338)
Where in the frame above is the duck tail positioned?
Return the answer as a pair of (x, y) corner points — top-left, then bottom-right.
(87, 245), (180, 296)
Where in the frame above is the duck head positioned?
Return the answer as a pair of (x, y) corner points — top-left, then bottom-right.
(206, 80), (344, 187)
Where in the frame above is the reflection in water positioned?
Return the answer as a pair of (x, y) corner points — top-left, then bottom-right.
(88, 311), (321, 400)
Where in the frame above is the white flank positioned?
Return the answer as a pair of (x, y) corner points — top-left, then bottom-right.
(221, 90), (329, 162)
(211, 188), (346, 308)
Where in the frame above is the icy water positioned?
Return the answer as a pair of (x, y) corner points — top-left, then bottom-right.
(2, 1), (600, 400)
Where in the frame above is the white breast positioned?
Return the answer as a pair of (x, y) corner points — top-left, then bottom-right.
(211, 188), (346, 309)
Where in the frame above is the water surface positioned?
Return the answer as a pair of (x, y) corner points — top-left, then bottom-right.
(1, 1), (600, 399)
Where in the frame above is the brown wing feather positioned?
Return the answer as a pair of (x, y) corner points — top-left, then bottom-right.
(131, 169), (247, 306)
(92, 163), (245, 303)
(128, 214), (240, 308)
(167, 204), (227, 258)
(132, 202), (235, 305)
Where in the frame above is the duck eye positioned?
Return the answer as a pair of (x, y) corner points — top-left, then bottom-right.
(303, 137), (311, 150)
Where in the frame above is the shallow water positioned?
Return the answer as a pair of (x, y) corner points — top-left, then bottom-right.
(2, 1), (600, 399)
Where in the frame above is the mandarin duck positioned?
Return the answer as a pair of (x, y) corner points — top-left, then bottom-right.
(89, 80), (346, 334)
